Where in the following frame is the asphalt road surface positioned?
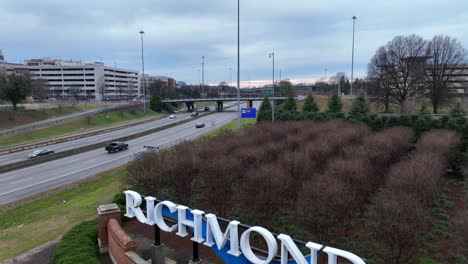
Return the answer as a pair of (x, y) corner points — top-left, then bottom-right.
(0, 111), (202, 166)
(0, 110), (240, 205)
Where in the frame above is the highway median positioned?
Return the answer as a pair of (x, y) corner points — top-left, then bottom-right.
(0, 111), (217, 174)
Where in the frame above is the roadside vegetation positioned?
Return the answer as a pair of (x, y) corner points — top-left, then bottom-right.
(0, 167), (125, 262)
(126, 119), (466, 263)
(0, 104), (105, 130)
(0, 106), (161, 147)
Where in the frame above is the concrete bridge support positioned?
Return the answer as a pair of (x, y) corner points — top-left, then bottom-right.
(185, 102), (195, 112)
(216, 101), (224, 112)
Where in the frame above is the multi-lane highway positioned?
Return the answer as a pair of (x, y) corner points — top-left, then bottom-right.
(0, 112), (198, 166)
(0, 110), (241, 205)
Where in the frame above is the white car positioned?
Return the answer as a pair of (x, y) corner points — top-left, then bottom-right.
(169, 114), (176, 119)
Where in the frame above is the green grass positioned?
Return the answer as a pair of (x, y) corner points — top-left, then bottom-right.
(0, 166), (126, 262)
(201, 118), (256, 139)
(0, 104), (105, 130)
(0, 106), (161, 147)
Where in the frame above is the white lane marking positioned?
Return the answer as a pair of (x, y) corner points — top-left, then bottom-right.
(0, 113), (238, 196)
(10, 177), (34, 185)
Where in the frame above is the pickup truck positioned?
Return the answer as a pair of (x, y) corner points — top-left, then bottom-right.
(105, 142), (128, 153)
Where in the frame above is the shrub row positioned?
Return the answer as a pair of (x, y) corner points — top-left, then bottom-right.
(367, 130), (461, 264)
(296, 127), (414, 242)
(265, 110), (468, 145)
(53, 220), (99, 264)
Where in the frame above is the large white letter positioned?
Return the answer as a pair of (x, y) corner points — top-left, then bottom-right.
(305, 242), (322, 264)
(203, 213), (241, 256)
(176, 205), (205, 243)
(144, 196), (156, 225)
(124, 190), (147, 223)
(277, 234), (308, 264)
(322, 247), (367, 264)
(306, 242), (366, 264)
(154, 201), (177, 232)
(240, 226), (277, 264)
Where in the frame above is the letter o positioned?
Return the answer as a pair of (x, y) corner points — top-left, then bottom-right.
(240, 226), (277, 264)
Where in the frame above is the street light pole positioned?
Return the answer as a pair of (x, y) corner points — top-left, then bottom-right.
(351, 15), (357, 97)
(140, 30), (146, 114)
(236, 0), (241, 134)
(229, 67), (232, 87)
(201, 56), (205, 96)
(269, 52), (275, 123)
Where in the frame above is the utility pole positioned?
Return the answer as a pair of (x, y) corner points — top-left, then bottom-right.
(139, 30), (146, 114)
(201, 56), (205, 95)
(236, 0), (241, 133)
(351, 16), (357, 97)
(269, 52), (275, 123)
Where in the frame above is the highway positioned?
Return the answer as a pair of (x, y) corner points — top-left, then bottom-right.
(0, 111), (199, 166)
(0, 103), (141, 136)
(0, 110), (240, 205)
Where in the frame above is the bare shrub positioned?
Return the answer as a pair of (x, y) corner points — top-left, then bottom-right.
(368, 190), (428, 264)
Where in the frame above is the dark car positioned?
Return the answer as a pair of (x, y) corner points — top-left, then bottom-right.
(195, 122), (205, 128)
(204, 106), (210, 111)
(28, 149), (54, 159)
(105, 142), (128, 153)
(191, 112), (199, 117)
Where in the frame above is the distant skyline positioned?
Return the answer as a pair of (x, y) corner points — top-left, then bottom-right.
(1, 0), (467, 86)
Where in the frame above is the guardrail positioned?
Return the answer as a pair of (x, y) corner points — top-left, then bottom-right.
(0, 111), (217, 174)
(0, 102), (144, 136)
(0, 114), (165, 156)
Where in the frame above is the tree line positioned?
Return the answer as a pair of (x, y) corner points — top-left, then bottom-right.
(367, 34), (466, 114)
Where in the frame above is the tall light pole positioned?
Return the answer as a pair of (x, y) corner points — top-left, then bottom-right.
(269, 52), (275, 123)
(236, 0), (241, 133)
(139, 30), (146, 114)
(350, 16), (357, 97)
(229, 67), (232, 87)
(201, 56), (205, 95)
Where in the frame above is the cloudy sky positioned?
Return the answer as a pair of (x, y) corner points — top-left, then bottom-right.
(1, 0), (468, 87)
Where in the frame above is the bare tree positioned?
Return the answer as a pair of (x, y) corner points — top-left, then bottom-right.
(426, 35), (466, 113)
(30, 78), (48, 101)
(368, 47), (393, 113)
(370, 35), (428, 113)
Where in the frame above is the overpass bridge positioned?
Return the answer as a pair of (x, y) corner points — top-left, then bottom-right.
(162, 96), (299, 111)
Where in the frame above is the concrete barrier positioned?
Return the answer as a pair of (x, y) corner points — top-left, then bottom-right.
(0, 111), (216, 173)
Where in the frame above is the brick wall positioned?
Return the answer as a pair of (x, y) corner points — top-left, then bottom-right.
(107, 218), (138, 264)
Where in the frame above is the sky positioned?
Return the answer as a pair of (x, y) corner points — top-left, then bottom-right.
(1, 0), (468, 87)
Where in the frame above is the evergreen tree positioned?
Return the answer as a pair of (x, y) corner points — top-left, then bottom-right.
(150, 95), (162, 112)
(417, 99), (432, 119)
(0, 73), (31, 111)
(349, 90), (370, 116)
(448, 102), (465, 119)
(302, 93), (319, 113)
(327, 90), (343, 114)
(257, 96), (272, 122)
(283, 86), (297, 111)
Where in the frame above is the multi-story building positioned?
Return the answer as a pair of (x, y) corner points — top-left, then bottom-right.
(141, 74), (176, 94)
(24, 58), (140, 101)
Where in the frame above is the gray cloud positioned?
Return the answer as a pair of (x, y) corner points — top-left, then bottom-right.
(1, 0), (467, 85)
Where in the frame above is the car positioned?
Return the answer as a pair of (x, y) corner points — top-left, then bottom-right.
(190, 112), (199, 117)
(204, 107), (210, 111)
(169, 114), (176, 119)
(195, 122), (205, 128)
(105, 142), (128, 153)
(28, 149), (54, 159)
(173, 110), (179, 113)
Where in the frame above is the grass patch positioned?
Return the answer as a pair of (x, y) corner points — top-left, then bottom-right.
(201, 118), (256, 139)
(0, 106), (161, 147)
(0, 104), (105, 130)
(0, 166), (126, 262)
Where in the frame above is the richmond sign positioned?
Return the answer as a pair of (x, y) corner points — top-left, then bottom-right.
(124, 190), (366, 264)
